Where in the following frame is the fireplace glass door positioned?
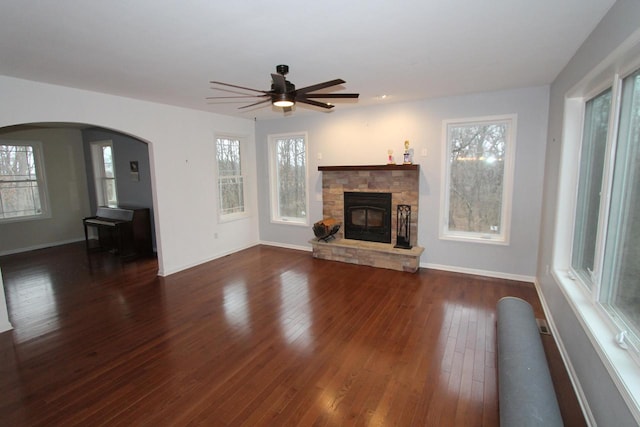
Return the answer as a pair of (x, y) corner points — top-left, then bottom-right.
(344, 192), (392, 243)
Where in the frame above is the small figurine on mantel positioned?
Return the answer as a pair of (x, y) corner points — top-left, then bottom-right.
(387, 149), (395, 165)
(403, 140), (412, 164)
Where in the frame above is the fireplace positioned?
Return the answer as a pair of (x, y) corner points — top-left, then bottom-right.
(312, 165), (423, 272)
(344, 192), (392, 243)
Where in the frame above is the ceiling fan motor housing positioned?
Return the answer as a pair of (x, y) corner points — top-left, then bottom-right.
(271, 81), (296, 93)
(276, 64), (289, 76)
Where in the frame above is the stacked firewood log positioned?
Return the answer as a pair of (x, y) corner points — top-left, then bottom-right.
(313, 217), (341, 241)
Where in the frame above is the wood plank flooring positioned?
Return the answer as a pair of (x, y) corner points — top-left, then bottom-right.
(0, 243), (585, 426)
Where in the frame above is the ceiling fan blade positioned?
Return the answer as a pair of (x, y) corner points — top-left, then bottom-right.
(271, 73), (287, 92)
(302, 93), (360, 99)
(238, 98), (272, 109)
(210, 81), (267, 94)
(206, 95), (264, 99)
(296, 79), (346, 94)
(296, 98), (334, 109)
(206, 100), (265, 105)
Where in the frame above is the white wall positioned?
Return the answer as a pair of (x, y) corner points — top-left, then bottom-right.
(256, 86), (549, 279)
(537, 0), (640, 425)
(0, 267), (12, 332)
(0, 76), (259, 276)
(0, 128), (91, 255)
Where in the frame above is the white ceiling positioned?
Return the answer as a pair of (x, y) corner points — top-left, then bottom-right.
(0, 0), (615, 120)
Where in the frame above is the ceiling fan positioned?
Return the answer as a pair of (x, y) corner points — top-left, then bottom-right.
(207, 64), (359, 112)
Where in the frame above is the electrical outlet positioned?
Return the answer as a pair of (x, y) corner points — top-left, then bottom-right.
(536, 318), (551, 335)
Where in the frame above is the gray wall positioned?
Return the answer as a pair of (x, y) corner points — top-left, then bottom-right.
(82, 128), (156, 250)
(256, 85), (549, 279)
(537, 0), (640, 425)
(0, 127), (91, 255)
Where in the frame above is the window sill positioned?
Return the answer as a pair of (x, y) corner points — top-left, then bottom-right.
(270, 218), (309, 227)
(552, 268), (640, 422)
(439, 232), (509, 246)
(0, 212), (51, 225)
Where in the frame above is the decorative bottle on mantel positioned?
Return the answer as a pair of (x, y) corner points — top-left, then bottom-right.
(403, 140), (412, 165)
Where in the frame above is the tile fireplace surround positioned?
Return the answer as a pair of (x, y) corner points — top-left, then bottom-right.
(310, 165), (424, 273)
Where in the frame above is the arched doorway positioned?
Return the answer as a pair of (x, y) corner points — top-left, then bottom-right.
(0, 122), (157, 257)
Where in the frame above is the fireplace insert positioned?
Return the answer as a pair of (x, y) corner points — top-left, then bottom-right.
(344, 192), (392, 243)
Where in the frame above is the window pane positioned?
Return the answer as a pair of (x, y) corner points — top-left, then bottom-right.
(0, 144), (42, 219)
(447, 121), (508, 235)
(216, 138), (241, 176)
(276, 136), (306, 219)
(571, 89), (612, 287)
(216, 137), (244, 216)
(218, 176), (244, 215)
(0, 181), (42, 218)
(104, 178), (118, 207)
(602, 70), (640, 340)
(102, 146), (114, 178)
(91, 141), (117, 207)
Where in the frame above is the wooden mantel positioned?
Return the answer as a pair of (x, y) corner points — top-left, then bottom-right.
(318, 164), (419, 172)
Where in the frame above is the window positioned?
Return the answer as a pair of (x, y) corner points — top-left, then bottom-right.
(216, 136), (246, 220)
(90, 141), (117, 207)
(441, 115), (516, 243)
(601, 69), (640, 347)
(571, 89), (612, 289)
(268, 132), (308, 225)
(553, 32), (640, 417)
(570, 68), (640, 350)
(0, 141), (49, 221)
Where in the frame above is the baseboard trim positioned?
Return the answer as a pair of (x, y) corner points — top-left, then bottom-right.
(258, 240), (312, 252)
(255, 245), (534, 281)
(0, 266), (13, 334)
(158, 240), (534, 283)
(533, 279), (596, 426)
(0, 321), (13, 334)
(159, 242), (259, 277)
(0, 238), (86, 257)
(423, 262), (535, 283)
(161, 241), (312, 276)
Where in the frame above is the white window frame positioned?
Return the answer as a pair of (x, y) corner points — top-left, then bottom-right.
(90, 140), (118, 207)
(215, 134), (249, 223)
(267, 132), (309, 226)
(440, 114), (517, 245)
(0, 140), (50, 223)
(569, 86), (614, 292)
(554, 30), (640, 420)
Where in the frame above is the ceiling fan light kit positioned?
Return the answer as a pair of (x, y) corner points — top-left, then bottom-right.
(272, 93), (295, 108)
(208, 64), (359, 113)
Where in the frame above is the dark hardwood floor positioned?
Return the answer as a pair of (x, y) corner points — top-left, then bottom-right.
(0, 242), (585, 426)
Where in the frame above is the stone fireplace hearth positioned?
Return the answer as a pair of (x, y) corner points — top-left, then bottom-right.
(310, 165), (424, 273)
